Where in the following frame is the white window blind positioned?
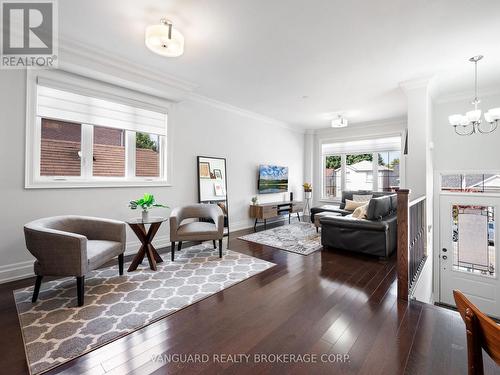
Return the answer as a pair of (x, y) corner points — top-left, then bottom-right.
(37, 85), (167, 136)
(322, 136), (401, 154)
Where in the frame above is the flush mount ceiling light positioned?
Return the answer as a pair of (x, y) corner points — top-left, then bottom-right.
(448, 55), (499, 135)
(331, 115), (348, 128)
(145, 18), (184, 57)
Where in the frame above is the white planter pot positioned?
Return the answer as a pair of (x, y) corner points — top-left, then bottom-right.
(304, 191), (312, 199)
(142, 210), (149, 222)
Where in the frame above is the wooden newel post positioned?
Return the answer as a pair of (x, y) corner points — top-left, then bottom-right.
(396, 189), (410, 301)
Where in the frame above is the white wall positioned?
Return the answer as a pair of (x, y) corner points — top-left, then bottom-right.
(0, 69), (304, 283)
(431, 91), (500, 302)
(433, 92), (500, 172)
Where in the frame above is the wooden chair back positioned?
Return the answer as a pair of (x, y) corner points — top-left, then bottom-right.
(453, 290), (500, 375)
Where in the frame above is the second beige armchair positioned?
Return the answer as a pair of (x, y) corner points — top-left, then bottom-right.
(169, 204), (224, 261)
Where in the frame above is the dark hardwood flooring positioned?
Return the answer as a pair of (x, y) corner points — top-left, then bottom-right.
(1, 219), (499, 375)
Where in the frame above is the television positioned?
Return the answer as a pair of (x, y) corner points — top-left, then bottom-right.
(258, 164), (288, 194)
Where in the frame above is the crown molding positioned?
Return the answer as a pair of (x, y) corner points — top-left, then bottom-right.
(59, 38), (198, 95)
(188, 93), (304, 134)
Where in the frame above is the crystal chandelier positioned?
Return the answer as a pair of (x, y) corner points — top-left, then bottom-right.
(448, 56), (499, 136)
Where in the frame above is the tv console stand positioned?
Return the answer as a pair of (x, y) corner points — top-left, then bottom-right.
(249, 200), (304, 231)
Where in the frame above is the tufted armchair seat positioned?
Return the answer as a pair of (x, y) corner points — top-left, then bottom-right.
(24, 215), (126, 306)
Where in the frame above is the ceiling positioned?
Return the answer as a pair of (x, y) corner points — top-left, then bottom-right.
(59, 0), (500, 130)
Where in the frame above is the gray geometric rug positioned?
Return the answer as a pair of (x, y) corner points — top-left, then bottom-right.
(13, 243), (275, 375)
(238, 222), (322, 255)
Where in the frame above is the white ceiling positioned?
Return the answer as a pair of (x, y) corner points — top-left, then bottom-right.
(59, 0), (500, 130)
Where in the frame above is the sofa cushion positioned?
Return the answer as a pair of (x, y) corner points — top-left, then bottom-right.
(344, 199), (368, 211)
(340, 190), (373, 208)
(366, 196), (392, 220)
(177, 221), (219, 240)
(352, 204), (369, 219)
(87, 240), (123, 270)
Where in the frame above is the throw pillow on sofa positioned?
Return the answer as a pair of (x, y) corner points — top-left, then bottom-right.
(352, 194), (372, 202)
(344, 199), (368, 211)
(352, 204), (369, 219)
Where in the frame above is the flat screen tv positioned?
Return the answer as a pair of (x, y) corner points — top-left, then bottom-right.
(258, 164), (288, 194)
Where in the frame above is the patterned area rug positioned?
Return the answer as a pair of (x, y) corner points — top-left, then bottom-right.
(14, 243), (275, 375)
(239, 222), (322, 255)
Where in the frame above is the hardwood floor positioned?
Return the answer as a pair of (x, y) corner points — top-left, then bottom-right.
(1, 220), (499, 375)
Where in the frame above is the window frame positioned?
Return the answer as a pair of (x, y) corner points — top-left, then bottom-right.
(320, 145), (402, 201)
(25, 70), (173, 189)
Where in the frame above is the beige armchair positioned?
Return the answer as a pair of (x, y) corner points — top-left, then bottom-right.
(24, 215), (126, 306)
(169, 204), (224, 261)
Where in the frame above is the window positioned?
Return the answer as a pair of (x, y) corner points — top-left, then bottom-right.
(378, 151), (400, 192)
(346, 153), (373, 191)
(451, 204), (495, 277)
(93, 126), (125, 177)
(321, 136), (401, 200)
(441, 173), (500, 193)
(323, 155), (341, 199)
(135, 132), (160, 177)
(41, 119), (81, 176)
(27, 81), (169, 188)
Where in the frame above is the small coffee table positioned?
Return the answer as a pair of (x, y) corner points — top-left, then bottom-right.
(126, 217), (167, 272)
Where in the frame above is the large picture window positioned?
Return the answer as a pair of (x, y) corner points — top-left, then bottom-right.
(321, 136), (401, 200)
(27, 80), (169, 188)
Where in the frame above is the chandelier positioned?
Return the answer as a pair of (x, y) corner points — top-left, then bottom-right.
(448, 55), (499, 136)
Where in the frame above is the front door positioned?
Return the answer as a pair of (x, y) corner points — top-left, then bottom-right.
(439, 194), (500, 318)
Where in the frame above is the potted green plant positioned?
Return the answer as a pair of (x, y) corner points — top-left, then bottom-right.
(251, 196), (259, 205)
(129, 193), (168, 222)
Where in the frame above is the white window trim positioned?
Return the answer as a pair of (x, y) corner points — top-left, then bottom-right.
(25, 69), (174, 189)
(320, 148), (402, 201)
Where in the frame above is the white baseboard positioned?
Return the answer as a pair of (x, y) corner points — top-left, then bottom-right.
(0, 235), (171, 284)
(0, 260), (34, 284)
(0, 214), (304, 284)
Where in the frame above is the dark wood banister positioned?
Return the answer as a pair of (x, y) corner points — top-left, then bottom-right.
(397, 189), (410, 301)
(397, 189), (427, 301)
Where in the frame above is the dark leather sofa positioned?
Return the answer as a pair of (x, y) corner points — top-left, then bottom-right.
(310, 190), (394, 222)
(320, 193), (397, 258)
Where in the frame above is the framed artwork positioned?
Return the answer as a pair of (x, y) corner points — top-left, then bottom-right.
(214, 181), (225, 196)
(213, 169), (223, 179)
(199, 162), (211, 179)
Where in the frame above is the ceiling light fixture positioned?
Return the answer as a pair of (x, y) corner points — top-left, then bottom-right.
(145, 18), (184, 57)
(331, 114), (348, 128)
(448, 55), (499, 135)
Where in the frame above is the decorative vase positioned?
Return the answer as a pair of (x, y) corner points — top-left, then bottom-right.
(304, 190), (312, 199)
(141, 210), (149, 222)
